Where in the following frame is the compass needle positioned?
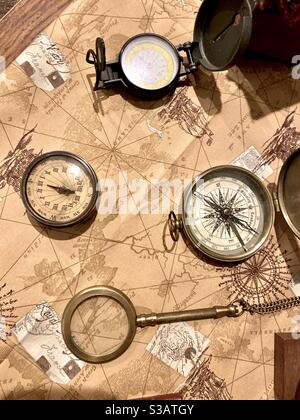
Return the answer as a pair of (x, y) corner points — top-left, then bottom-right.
(228, 219), (248, 252)
(47, 184), (76, 195)
(232, 215), (259, 236)
(213, 13), (242, 43)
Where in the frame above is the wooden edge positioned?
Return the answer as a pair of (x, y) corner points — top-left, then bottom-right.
(274, 333), (284, 400)
(274, 332), (300, 400)
(0, 0), (73, 67)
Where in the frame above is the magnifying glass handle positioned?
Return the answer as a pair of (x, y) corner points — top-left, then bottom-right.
(136, 303), (243, 328)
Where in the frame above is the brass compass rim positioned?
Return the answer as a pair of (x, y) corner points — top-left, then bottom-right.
(21, 151), (99, 228)
(61, 286), (137, 364)
(181, 165), (275, 262)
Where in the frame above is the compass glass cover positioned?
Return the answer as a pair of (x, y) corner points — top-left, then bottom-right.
(24, 153), (97, 226)
(120, 35), (180, 90)
(183, 167), (273, 261)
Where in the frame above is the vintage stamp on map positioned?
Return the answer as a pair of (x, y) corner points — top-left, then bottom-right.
(12, 301), (85, 384)
(16, 33), (70, 91)
(231, 146), (273, 180)
(146, 322), (209, 377)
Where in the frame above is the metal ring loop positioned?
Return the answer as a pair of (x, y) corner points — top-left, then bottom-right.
(168, 211), (180, 242)
(86, 49), (97, 65)
(230, 299), (246, 317)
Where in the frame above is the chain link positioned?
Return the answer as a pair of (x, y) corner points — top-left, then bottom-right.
(240, 296), (300, 315)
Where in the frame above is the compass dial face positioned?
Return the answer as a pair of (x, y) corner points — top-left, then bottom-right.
(183, 166), (274, 262)
(22, 152), (98, 227)
(120, 34), (180, 91)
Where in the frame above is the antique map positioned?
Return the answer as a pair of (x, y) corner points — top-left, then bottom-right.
(1, 0), (300, 400)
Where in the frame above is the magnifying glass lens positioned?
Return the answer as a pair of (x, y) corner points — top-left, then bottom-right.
(70, 296), (130, 359)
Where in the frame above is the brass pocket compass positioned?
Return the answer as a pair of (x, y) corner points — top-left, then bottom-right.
(169, 150), (300, 263)
(21, 151), (99, 227)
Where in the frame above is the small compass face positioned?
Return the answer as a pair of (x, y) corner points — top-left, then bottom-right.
(120, 34), (180, 91)
(183, 166), (274, 262)
(21, 152), (98, 227)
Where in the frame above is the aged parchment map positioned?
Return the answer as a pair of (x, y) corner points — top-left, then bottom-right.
(1, 0), (300, 400)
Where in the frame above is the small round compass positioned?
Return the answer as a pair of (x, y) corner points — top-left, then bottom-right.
(169, 166), (274, 262)
(21, 151), (98, 227)
(120, 34), (181, 92)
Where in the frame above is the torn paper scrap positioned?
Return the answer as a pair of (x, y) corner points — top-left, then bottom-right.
(12, 301), (85, 385)
(146, 322), (209, 377)
(231, 146), (273, 180)
(16, 33), (70, 91)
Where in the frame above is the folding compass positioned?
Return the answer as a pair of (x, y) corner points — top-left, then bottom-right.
(87, 0), (254, 97)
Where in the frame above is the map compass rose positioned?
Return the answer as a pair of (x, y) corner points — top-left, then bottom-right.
(218, 237), (292, 305)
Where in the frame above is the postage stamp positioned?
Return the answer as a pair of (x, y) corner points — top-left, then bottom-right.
(231, 146), (273, 180)
(146, 322), (209, 377)
(16, 33), (70, 91)
(12, 301), (85, 384)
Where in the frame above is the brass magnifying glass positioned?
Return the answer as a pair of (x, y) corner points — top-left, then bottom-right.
(62, 286), (243, 364)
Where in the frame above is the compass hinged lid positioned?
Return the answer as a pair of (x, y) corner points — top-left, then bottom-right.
(192, 0), (253, 71)
(277, 148), (300, 239)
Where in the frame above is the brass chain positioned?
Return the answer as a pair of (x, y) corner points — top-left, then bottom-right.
(239, 296), (300, 315)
